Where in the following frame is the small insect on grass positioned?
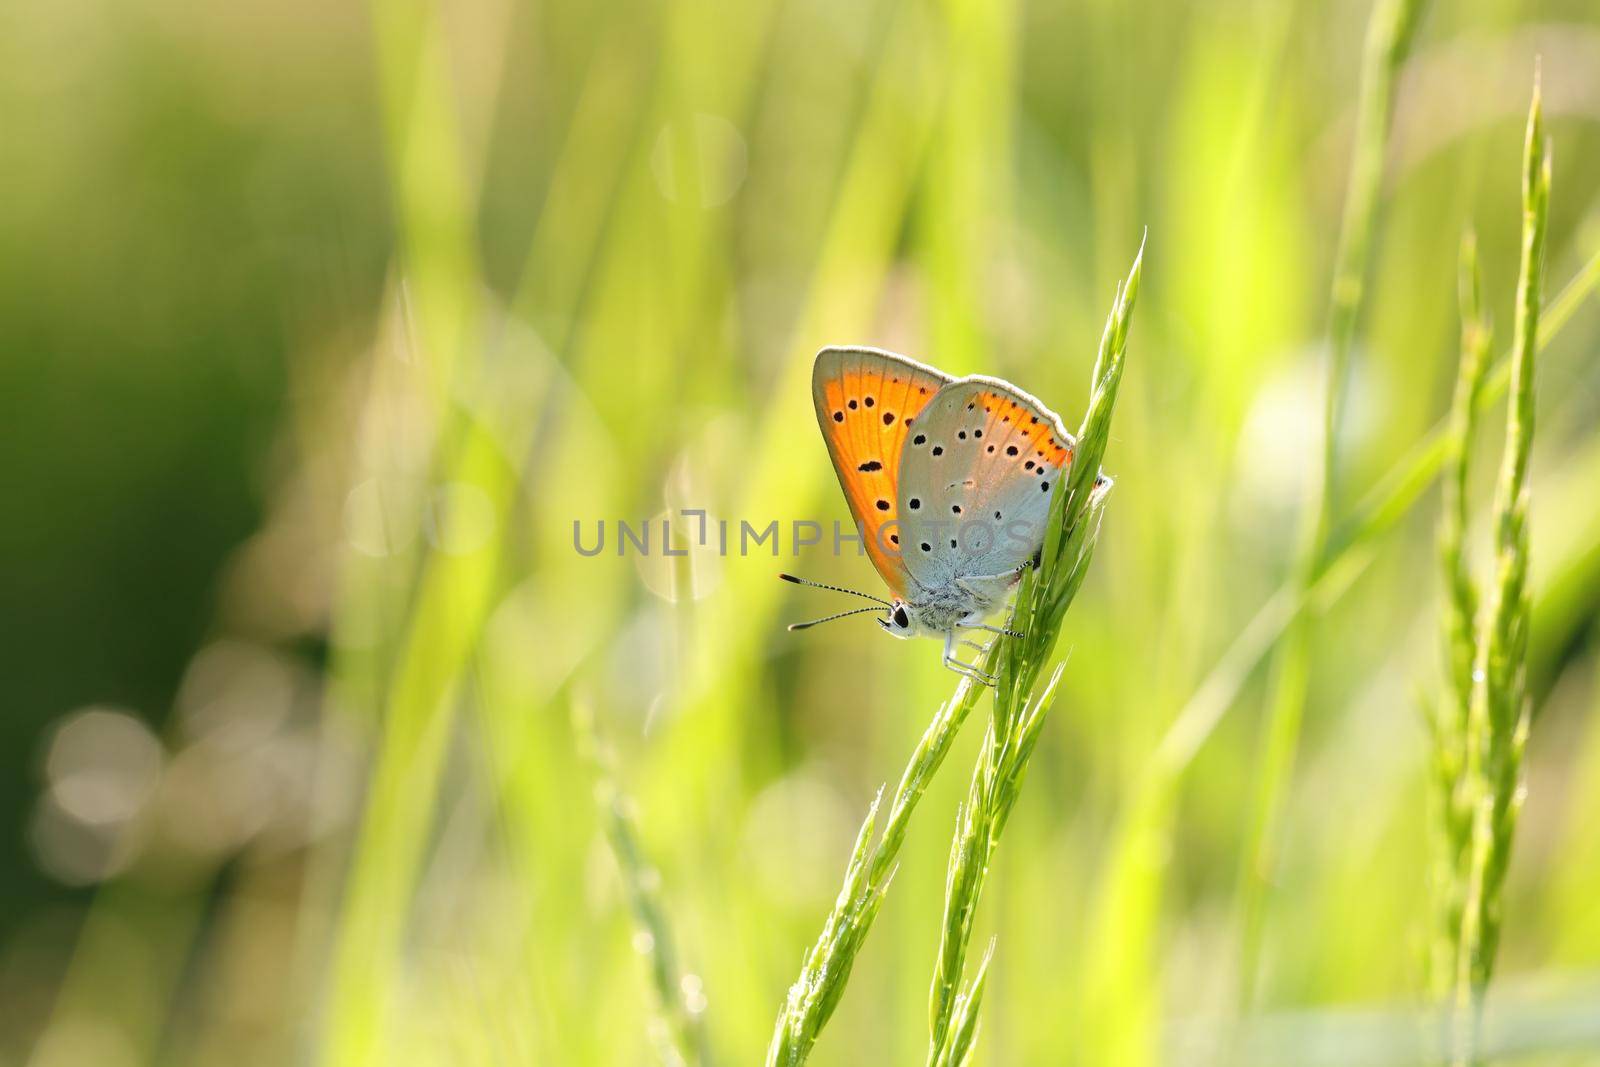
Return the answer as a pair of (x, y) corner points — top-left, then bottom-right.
(767, 236), (1143, 1067)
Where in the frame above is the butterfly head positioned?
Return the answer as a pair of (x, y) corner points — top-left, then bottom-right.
(781, 572), (909, 635)
(876, 599), (915, 639)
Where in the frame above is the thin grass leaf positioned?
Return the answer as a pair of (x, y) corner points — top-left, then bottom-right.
(766, 679), (989, 1067)
(574, 700), (711, 1067)
(926, 240), (1142, 1064)
(1237, 0), (1428, 1011)
(1153, 244), (1600, 778)
(770, 239), (1141, 1066)
(1449, 70), (1550, 1067)
(931, 940), (996, 1067)
(1428, 230), (1492, 1001)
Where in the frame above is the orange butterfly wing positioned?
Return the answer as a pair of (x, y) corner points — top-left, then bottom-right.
(811, 347), (953, 597)
(959, 376), (1076, 475)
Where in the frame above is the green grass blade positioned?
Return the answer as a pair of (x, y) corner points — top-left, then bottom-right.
(1427, 230), (1491, 1000)
(1237, 0), (1428, 1010)
(1450, 71), (1549, 1067)
(926, 241), (1142, 1063)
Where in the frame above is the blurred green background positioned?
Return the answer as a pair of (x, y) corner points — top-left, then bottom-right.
(2, 0), (1599, 1064)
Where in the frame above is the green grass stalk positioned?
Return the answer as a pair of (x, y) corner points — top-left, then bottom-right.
(575, 701), (711, 1067)
(766, 239), (1143, 1067)
(1428, 231), (1491, 1000)
(1083, 240), (1595, 1067)
(929, 940), (995, 1067)
(925, 241), (1143, 1066)
(1237, 0), (1426, 1009)
(1449, 74), (1549, 1066)
(765, 676), (992, 1067)
(1153, 244), (1600, 776)
(320, 3), (497, 1062)
(1071, 231), (1593, 1065)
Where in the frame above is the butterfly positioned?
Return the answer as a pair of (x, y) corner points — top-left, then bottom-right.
(782, 345), (1105, 685)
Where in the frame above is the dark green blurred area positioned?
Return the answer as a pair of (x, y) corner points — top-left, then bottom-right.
(0, 0), (1598, 1064)
(0, 5), (387, 921)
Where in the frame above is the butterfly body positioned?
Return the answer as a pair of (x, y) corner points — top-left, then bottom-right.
(886, 572), (1018, 638)
(793, 346), (1095, 683)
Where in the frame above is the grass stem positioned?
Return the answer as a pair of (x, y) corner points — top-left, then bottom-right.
(1447, 71), (1549, 1067)
(764, 676), (990, 1067)
(1236, 0), (1427, 1010)
(575, 701), (712, 1067)
(925, 240), (1143, 1066)
(1428, 230), (1491, 1001)
(767, 238), (1143, 1067)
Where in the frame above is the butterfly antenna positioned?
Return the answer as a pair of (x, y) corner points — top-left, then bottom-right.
(777, 572), (892, 607)
(787, 605), (885, 631)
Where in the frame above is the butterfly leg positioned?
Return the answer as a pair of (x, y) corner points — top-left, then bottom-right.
(959, 638), (990, 654)
(944, 656), (996, 687)
(958, 619), (1025, 640)
(942, 631), (996, 686)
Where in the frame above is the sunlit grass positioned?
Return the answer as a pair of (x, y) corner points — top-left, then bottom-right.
(765, 669), (990, 1066)
(1428, 228), (1491, 1003)
(927, 242), (1141, 1065)
(1238, 0), (1429, 1017)
(9, 1), (1600, 1066)
(578, 699), (710, 1067)
(1444, 73), (1550, 1066)
(767, 243), (1142, 1067)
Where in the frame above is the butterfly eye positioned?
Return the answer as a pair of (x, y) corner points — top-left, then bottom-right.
(893, 605), (910, 629)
